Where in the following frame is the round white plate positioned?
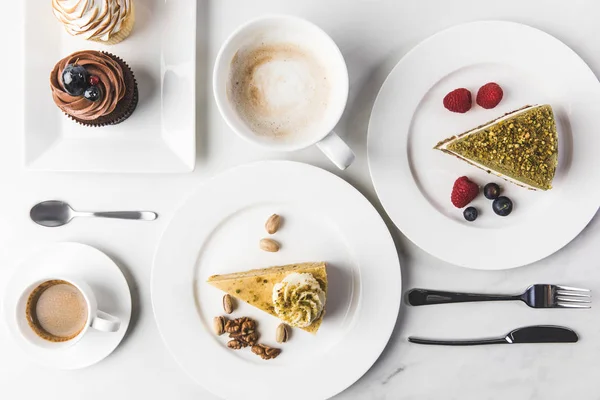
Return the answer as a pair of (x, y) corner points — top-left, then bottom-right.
(152, 161), (401, 400)
(2, 243), (131, 369)
(368, 21), (600, 269)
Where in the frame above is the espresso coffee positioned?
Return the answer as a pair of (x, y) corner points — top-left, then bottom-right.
(25, 280), (88, 342)
(228, 42), (331, 140)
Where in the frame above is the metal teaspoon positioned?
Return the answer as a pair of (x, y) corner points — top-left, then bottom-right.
(30, 200), (158, 227)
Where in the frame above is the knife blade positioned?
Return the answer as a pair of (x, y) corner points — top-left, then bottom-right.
(408, 325), (578, 346)
(506, 326), (578, 344)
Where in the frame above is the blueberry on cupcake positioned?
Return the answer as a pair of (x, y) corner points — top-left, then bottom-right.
(50, 50), (138, 127)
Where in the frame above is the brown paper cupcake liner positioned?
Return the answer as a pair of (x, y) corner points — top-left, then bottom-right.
(66, 52), (138, 127)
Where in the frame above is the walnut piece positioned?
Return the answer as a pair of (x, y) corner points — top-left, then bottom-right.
(225, 319), (241, 334)
(224, 317), (259, 348)
(241, 320), (256, 334)
(251, 344), (281, 360)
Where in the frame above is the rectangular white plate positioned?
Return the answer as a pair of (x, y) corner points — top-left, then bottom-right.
(24, 0), (196, 173)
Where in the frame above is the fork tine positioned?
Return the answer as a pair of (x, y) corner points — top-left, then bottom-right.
(556, 296), (591, 303)
(557, 302), (591, 309)
(556, 285), (590, 292)
(556, 290), (591, 298)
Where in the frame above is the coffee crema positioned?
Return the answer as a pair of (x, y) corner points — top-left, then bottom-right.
(26, 280), (88, 342)
(228, 42), (331, 140)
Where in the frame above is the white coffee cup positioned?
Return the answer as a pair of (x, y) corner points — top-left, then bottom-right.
(213, 15), (355, 170)
(16, 277), (120, 349)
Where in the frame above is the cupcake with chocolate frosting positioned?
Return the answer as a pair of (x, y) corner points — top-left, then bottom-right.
(52, 0), (135, 45)
(50, 50), (138, 126)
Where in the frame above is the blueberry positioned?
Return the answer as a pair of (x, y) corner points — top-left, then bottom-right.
(61, 64), (89, 96)
(492, 196), (513, 216)
(84, 85), (102, 102)
(463, 207), (478, 222)
(484, 183), (501, 200)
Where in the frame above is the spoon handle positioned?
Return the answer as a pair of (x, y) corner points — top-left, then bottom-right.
(84, 211), (158, 221)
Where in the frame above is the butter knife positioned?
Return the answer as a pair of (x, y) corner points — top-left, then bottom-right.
(408, 326), (578, 346)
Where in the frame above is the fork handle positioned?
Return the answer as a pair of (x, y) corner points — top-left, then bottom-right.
(407, 288), (520, 306)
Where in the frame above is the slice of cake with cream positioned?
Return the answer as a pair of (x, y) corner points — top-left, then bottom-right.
(207, 262), (327, 334)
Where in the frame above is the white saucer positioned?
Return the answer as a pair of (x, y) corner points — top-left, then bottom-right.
(152, 161), (401, 400)
(368, 21), (600, 269)
(2, 243), (132, 370)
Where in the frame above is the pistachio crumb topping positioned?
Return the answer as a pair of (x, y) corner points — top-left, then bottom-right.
(445, 105), (558, 190)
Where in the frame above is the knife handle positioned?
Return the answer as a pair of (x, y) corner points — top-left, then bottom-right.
(408, 337), (507, 346)
(407, 288), (520, 306)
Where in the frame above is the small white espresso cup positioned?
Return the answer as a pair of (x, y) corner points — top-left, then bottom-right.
(16, 277), (120, 349)
(213, 15), (355, 170)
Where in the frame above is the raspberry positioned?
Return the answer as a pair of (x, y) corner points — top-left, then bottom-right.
(443, 88), (472, 113)
(451, 176), (479, 208)
(88, 75), (100, 86)
(476, 82), (503, 109)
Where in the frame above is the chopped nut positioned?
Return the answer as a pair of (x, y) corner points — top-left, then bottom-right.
(251, 344), (265, 356)
(241, 320), (256, 334)
(265, 214), (282, 234)
(225, 319), (241, 334)
(224, 317), (259, 347)
(213, 316), (226, 336)
(227, 340), (243, 350)
(260, 238), (280, 252)
(276, 323), (289, 343)
(252, 344), (281, 360)
(266, 347), (281, 357)
(222, 294), (234, 314)
(243, 332), (259, 346)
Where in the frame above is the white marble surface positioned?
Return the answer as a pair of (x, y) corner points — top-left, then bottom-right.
(1, 0), (599, 399)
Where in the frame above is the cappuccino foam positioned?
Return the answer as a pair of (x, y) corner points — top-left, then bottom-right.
(26, 280), (88, 342)
(228, 43), (331, 140)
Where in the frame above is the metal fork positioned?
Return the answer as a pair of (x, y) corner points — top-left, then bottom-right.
(407, 284), (591, 309)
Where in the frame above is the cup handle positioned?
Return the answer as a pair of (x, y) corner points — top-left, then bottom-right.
(91, 310), (121, 333)
(316, 131), (355, 170)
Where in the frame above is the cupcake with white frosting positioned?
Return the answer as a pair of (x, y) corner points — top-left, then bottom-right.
(51, 0), (135, 45)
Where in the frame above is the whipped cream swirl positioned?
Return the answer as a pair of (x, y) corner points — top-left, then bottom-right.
(272, 273), (326, 328)
(52, 0), (133, 42)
